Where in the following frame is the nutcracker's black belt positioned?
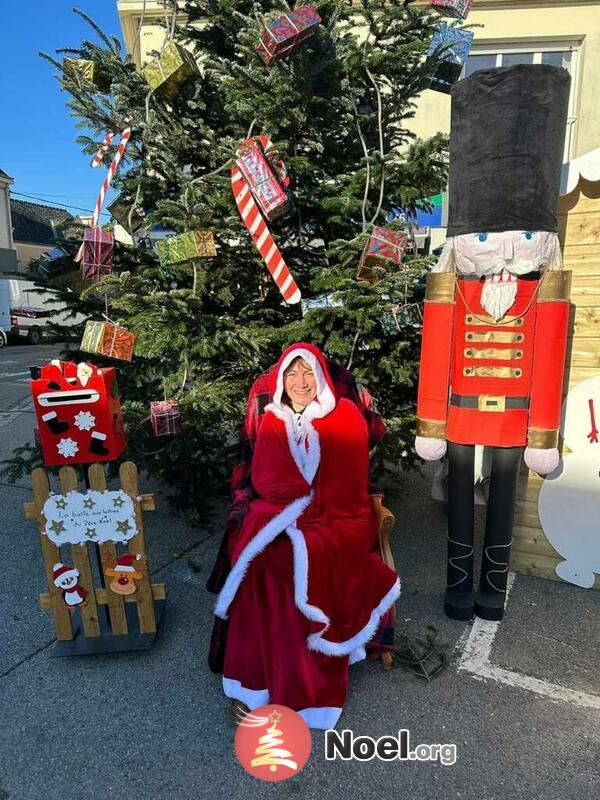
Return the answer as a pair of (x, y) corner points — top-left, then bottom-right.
(450, 393), (529, 410)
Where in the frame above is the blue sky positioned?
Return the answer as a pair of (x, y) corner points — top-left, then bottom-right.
(0, 2), (124, 219)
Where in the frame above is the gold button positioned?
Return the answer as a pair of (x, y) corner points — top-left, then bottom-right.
(516, 369), (522, 377)
(466, 349), (473, 356)
(466, 333), (473, 341)
(464, 367), (473, 376)
(516, 351), (523, 358)
(517, 334), (524, 342)
(466, 316), (473, 323)
(517, 318), (523, 325)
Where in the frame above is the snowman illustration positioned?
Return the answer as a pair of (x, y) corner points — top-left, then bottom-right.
(538, 375), (600, 588)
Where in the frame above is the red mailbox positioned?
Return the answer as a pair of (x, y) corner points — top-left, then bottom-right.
(31, 360), (126, 466)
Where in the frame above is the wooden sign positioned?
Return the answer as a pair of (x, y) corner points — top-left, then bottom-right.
(43, 489), (137, 545)
(24, 462), (167, 655)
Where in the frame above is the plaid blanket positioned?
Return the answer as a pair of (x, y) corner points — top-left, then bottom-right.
(207, 358), (395, 673)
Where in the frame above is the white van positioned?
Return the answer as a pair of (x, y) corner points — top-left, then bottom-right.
(0, 279), (87, 346)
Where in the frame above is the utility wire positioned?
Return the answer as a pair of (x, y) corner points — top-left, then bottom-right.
(10, 191), (109, 218)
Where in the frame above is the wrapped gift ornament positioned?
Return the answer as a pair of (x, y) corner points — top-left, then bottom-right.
(255, 5), (321, 66)
(427, 25), (474, 94)
(63, 58), (111, 92)
(235, 141), (289, 222)
(81, 320), (136, 362)
(155, 231), (217, 267)
(30, 360), (126, 466)
(81, 227), (114, 281)
(150, 400), (181, 437)
(357, 227), (408, 282)
(143, 42), (200, 97)
(430, 0), (474, 19)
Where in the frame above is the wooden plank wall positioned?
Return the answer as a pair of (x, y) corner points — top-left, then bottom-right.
(512, 177), (600, 588)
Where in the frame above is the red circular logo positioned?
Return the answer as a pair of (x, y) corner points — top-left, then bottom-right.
(234, 704), (312, 782)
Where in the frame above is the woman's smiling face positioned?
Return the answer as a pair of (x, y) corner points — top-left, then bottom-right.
(284, 357), (317, 410)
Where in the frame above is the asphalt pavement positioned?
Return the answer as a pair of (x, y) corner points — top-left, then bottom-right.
(0, 342), (599, 800)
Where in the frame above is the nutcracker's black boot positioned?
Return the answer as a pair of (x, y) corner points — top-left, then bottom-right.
(475, 446), (522, 621)
(445, 443), (475, 620)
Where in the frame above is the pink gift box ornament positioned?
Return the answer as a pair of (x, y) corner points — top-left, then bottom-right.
(81, 227), (114, 281)
(235, 142), (289, 221)
(150, 400), (182, 437)
(255, 5), (321, 66)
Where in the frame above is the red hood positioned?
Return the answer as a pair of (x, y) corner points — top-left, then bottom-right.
(271, 342), (336, 415)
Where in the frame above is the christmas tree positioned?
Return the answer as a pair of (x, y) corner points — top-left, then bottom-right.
(3, 1), (450, 513)
(251, 711), (298, 773)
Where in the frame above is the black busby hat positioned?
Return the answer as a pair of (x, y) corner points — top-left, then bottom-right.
(447, 64), (571, 237)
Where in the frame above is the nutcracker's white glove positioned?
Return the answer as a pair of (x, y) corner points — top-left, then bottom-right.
(415, 436), (447, 462)
(524, 447), (559, 475)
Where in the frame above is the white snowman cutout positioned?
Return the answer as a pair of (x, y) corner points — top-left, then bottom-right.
(538, 375), (600, 588)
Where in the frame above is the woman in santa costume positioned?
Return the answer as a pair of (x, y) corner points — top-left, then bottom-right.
(212, 343), (400, 729)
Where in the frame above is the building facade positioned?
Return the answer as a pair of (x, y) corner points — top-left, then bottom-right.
(0, 169), (18, 273)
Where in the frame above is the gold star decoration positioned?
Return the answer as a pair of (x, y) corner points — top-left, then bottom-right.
(112, 495), (126, 508)
(269, 710), (282, 725)
(83, 497), (96, 510)
(50, 520), (66, 535)
(54, 497), (68, 510)
(116, 519), (132, 535)
(84, 527), (97, 539)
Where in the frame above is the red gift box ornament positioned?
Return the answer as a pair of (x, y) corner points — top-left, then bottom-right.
(81, 227), (114, 281)
(150, 400), (181, 437)
(30, 359), (126, 466)
(357, 226), (408, 282)
(255, 5), (321, 66)
(430, 0), (474, 20)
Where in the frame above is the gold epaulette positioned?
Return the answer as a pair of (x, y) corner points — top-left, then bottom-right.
(425, 272), (456, 303)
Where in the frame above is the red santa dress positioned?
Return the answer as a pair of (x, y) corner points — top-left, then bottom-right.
(215, 343), (400, 729)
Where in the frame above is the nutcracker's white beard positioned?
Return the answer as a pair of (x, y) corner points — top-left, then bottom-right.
(480, 270), (518, 321)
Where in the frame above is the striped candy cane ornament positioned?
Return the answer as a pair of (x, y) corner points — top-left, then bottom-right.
(76, 121), (133, 262)
(91, 132), (115, 167)
(231, 135), (301, 304)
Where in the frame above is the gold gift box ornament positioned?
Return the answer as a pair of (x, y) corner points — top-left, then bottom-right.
(63, 58), (111, 93)
(155, 231), (217, 267)
(143, 42), (200, 97)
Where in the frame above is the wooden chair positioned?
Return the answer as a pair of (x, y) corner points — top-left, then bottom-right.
(372, 495), (397, 670)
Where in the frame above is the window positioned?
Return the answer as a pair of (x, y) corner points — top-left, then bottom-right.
(462, 44), (578, 160)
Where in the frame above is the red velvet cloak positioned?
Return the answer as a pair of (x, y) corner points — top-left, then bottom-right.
(215, 344), (400, 729)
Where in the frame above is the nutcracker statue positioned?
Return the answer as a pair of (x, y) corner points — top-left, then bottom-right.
(416, 65), (571, 621)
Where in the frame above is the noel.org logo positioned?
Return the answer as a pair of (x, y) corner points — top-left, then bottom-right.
(234, 704), (312, 782)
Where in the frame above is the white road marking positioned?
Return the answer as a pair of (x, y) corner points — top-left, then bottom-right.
(457, 572), (600, 710)
(0, 371), (30, 378)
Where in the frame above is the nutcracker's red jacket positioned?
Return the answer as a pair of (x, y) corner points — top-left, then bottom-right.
(416, 271), (571, 449)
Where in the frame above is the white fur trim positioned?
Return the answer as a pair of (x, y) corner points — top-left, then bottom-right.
(222, 677), (269, 709)
(222, 677), (342, 730)
(265, 403), (321, 485)
(214, 493), (313, 620)
(307, 578), (401, 657)
(298, 706), (342, 729)
(286, 525), (330, 626)
(349, 646), (367, 665)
